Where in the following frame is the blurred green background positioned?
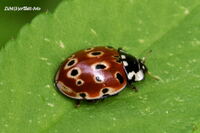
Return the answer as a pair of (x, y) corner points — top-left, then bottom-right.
(0, 0), (63, 49)
(1, 0), (200, 132)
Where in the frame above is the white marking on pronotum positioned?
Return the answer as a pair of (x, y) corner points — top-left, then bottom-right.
(121, 55), (126, 59)
(123, 61), (128, 66)
(135, 70), (144, 81)
(59, 40), (65, 48)
(142, 65), (145, 70)
(128, 71), (135, 80)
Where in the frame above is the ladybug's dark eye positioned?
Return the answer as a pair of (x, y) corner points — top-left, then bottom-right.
(116, 73), (124, 84)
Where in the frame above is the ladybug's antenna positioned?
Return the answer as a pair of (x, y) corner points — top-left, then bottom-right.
(141, 50), (152, 63)
(141, 50), (163, 81)
(147, 71), (162, 81)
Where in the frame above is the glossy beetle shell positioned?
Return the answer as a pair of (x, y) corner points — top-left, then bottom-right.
(55, 46), (127, 100)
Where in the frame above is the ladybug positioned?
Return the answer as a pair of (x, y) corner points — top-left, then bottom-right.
(55, 46), (158, 106)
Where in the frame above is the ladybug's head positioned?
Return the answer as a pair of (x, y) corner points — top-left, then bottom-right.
(138, 58), (148, 74)
(118, 48), (148, 83)
(138, 50), (153, 74)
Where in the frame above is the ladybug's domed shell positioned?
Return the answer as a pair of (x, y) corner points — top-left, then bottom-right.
(55, 46), (127, 100)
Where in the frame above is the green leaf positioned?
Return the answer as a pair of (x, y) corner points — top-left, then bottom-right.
(1, 0), (200, 132)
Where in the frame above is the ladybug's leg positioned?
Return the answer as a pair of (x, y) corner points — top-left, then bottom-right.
(147, 71), (162, 81)
(132, 86), (138, 92)
(75, 100), (82, 108)
(129, 83), (138, 92)
(87, 99), (99, 103)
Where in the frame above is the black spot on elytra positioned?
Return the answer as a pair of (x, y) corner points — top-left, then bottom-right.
(77, 80), (82, 85)
(76, 80), (83, 86)
(102, 88), (109, 94)
(79, 93), (86, 98)
(71, 69), (78, 76)
(116, 73), (124, 84)
(96, 64), (106, 69)
(67, 60), (75, 66)
(91, 51), (101, 56)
